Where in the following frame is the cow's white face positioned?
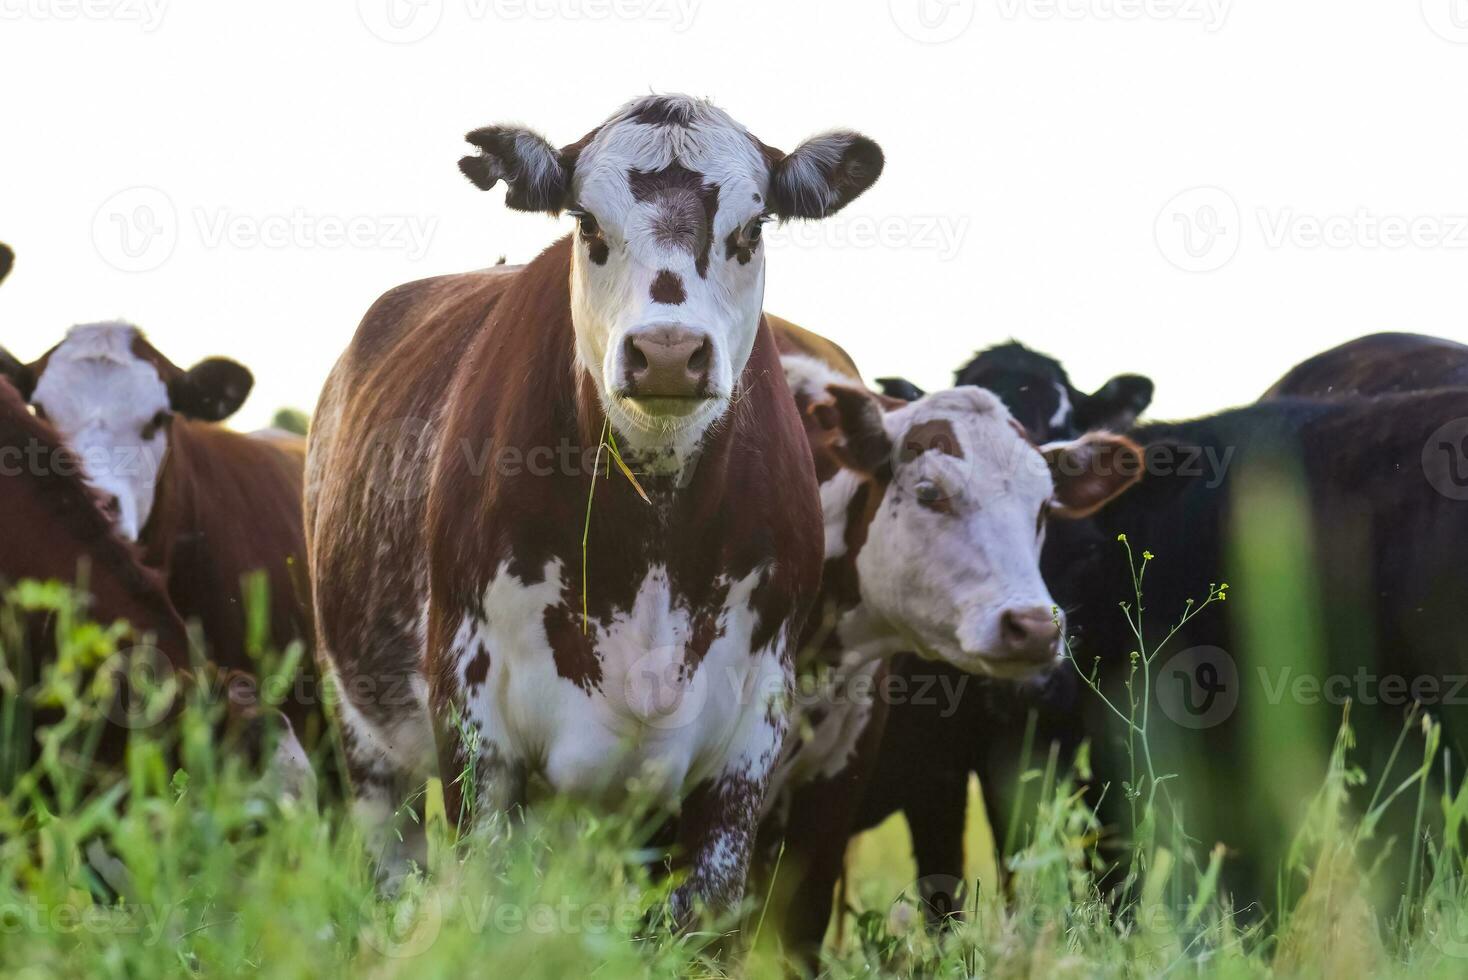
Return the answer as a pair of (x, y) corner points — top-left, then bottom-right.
(2, 323), (254, 541)
(815, 385), (1142, 678)
(458, 94), (884, 466)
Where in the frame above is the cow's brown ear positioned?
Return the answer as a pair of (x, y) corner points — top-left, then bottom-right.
(0, 243), (13, 287)
(169, 357), (253, 422)
(458, 126), (571, 215)
(769, 131), (884, 220)
(0, 346), (34, 400)
(821, 384), (893, 475)
(1042, 432), (1143, 519)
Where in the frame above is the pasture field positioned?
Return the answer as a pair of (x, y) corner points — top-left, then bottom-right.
(5, 508), (1468, 979)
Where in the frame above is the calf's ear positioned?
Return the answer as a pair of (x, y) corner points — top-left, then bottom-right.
(169, 357), (253, 422)
(0, 346), (35, 399)
(768, 131), (884, 220)
(1076, 374), (1154, 432)
(0, 243), (13, 286)
(1042, 432), (1143, 518)
(809, 384), (894, 475)
(459, 126), (574, 215)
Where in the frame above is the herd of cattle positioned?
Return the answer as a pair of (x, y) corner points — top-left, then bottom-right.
(4, 94), (1468, 958)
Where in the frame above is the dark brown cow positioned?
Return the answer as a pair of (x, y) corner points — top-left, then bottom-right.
(1262, 332), (1468, 400)
(307, 94), (885, 921)
(760, 324), (1141, 957)
(0, 326), (318, 742)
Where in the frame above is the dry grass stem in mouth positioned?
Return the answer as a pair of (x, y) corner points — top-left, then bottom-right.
(582, 418), (652, 634)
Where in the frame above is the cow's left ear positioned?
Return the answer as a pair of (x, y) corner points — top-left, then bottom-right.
(1042, 432), (1143, 519)
(458, 126), (573, 215)
(0, 346), (34, 399)
(168, 357), (253, 422)
(1076, 374), (1154, 432)
(768, 131), (884, 220)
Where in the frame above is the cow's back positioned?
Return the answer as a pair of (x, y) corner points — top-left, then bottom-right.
(1263, 332), (1468, 400)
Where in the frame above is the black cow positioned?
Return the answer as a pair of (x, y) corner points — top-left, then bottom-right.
(955, 341), (1154, 442)
(1263, 332), (1468, 400)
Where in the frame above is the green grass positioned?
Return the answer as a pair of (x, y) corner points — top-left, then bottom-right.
(6, 540), (1468, 978)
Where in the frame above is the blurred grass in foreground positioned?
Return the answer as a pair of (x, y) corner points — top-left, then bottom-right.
(4, 560), (1468, 978)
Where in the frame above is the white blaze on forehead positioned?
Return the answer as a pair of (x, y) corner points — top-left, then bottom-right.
(31, 322), (171, 540)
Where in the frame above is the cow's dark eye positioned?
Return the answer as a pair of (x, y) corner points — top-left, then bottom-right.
(743, 217), (764, 242)
(141, 410), (172, 440)
(573, 211), (601, 238)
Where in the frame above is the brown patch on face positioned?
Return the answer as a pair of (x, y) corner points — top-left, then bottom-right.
(627, 95), (699, 128)
(901, 419), (964, 463)
(628, 162), (720, 277)
(650, 270), (686, 305)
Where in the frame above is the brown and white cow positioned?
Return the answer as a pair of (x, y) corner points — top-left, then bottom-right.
(0, 325), (318, 741)
(305, 94), (883, 920)
(0, 245), (309, 792)
(755, 334), (1143, 954)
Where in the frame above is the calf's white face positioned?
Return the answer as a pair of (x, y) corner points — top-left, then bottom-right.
(0, 323), (254, 540)
(816, 385), (1141, 678)
(457, 94), (884, 464)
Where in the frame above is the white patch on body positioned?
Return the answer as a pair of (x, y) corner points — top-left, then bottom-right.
(448, 559), (788, 809)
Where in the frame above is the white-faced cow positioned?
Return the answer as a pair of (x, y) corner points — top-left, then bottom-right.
(0, 325), (318, 742)
(0, 246), (308, 789)
(305, 94), (883, 921)
(752, 330), (1142, 953)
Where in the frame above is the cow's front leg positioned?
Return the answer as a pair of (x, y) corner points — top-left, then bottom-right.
(430, 666), (525, 835)
(671, 771), (770, 926)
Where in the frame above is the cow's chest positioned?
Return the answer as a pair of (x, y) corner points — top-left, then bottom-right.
(449, 558), (789, 806)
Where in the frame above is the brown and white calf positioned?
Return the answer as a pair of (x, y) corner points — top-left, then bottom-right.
(305, 94), (883, 920)
(0, 326), (318, 740)
(758, 339), (1142, 953)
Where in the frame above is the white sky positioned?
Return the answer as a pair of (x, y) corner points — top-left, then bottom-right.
(2, 0), (1466, 430)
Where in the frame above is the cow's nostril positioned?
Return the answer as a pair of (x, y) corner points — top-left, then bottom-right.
(102, 495), (121, 518)
(624, 337), (650, 374)
(688, 339), (711, 374)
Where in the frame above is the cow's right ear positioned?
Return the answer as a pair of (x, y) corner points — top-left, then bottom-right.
(1042, 432), (1143, 518)
(169, 357), (254, 422)
(0, 243), (13, 287)
(458, 126), (571, 215)
(1076, 374), (1154, 432)
(810, 384), (893, 475)
(0, 347), (34, 399)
